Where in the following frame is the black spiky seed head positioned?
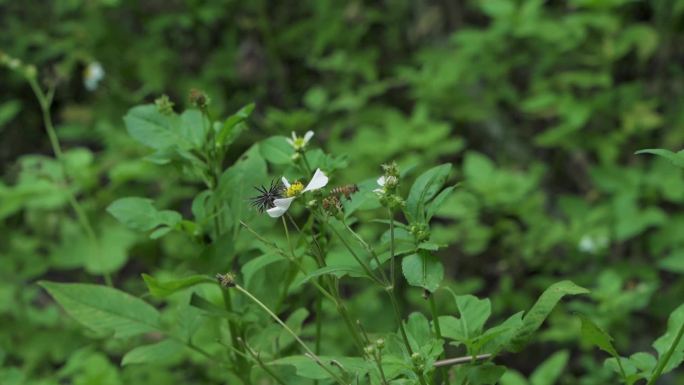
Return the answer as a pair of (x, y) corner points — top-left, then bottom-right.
(249, 179), (283, 213)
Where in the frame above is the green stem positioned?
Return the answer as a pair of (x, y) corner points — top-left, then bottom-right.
(239, 339), (288, 385)
(430, 295), (450, 385)
(27, 78), (111, 286)
(342, 221), (390, 285)
(328, 224), (384, 286)
(234, 285), (348, 385)
(221, 288), (249, 377)
(389, 209), (396, 289)
(647, 319), (684, 385)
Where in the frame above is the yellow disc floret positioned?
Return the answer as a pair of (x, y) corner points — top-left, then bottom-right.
(285, 181), (304, 197)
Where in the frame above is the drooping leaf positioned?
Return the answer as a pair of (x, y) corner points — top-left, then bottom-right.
(142, 274), (216, 299)
(39, 282), (161, 338)
(508, 281), (589, 352)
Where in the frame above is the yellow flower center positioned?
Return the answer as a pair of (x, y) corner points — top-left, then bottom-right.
(293, 137), (306, 149)
(285, 181), (304, 197)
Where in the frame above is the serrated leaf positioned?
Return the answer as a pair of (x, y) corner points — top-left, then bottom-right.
(141, 274), (216, 298)
(39, 282), (161, 338)
(508, 281), (589, 352)
(401, 251), (444, 292)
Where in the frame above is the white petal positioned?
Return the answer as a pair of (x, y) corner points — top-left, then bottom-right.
(267, 206), (288, 218)
(377, 176), (386, 186)
(303, 168), (329, 192)
(281, 177), (290, 188)
(373, 188), (384, 194)
(285, 138), (294, 146)
(266, 197), (295, 218)
(291, 131), (298, 141)
(303, 130), (314, 144)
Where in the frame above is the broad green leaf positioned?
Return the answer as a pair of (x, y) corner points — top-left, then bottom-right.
(636, 149), (684, 168)
(39, 282), (161, 338)
(406, 163), (452, 222)
(401, 251), (444, 292)
(107, 197), (182, 233)
(123, 105), (187, 150)
(142, 274), (216, 298)
(508, 281), (589, 352)
(467, 363), (507, 385)
(406, 312), (432, 352)
(439, 295), (491, 345)
(180, 109), (209, 149)
(259, 136), (293, 164)
(652, 303), (684, 374)
(121, 339), (184, 366)
(530, 350), (569, 385)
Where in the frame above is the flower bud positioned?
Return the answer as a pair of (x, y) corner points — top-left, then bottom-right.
(189, 88), (210, 109)
(155, 94), (175, 115)
(375, 338), (385, 349)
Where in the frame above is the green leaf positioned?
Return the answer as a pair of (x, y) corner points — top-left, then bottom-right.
(242, 254), (284, 287)
(141, 274), (216, 298)
(530, 350), (569, 385)
(121, 339), (184, 366)
(467, 363), (507, 385)
(179, 109), (209, 149)
(426, 185), (456, 221)
(406, 163), (452, 222)
(636, 148), (684, 168)
(270, 356), (370, 380)
(652, 303), (684, 374)
(123, 105), (187, 150)
(659, 249), (684, 273)
(439, 295), (491, 345)
(107, 197), (182, 234)
(401, 251), (444, 292)
(39, 282), (161, 338)
(216, 103), (254, 147)
(406, 312), (432, 351)
(579, 314), (620, 359)
(508, 281), (589, 352)
(259, 136), (293, 164)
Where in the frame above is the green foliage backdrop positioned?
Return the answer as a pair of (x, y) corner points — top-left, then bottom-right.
(2, 0), (684, 384)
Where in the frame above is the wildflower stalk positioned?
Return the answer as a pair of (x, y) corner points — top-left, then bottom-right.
(238, 338), (288, 385)
(389, 209), (396, 289)
(26, 77), (111, 287)
(233, 284), (349, 385)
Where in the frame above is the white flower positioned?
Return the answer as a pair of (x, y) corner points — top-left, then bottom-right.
(267, 168), (329, 218)
(83, 61), (105, 91)
(286, 130), (314, 151)
(374, 175), (397, 195)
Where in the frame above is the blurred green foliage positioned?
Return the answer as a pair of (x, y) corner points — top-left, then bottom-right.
(2, 0), (684, 384)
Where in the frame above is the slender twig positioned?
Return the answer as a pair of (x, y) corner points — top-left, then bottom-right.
(239, 338), (288, 385)
(27, 78), (111, 286)
(434, 354), (492, 368)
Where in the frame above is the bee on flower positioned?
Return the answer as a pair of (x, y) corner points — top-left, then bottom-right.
(250, 168), (329, 218)
(83, 61), (105, 91)
(286, 131), (314, 152)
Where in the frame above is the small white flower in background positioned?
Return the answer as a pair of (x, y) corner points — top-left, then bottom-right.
(286, 130), (314, 152)
(83, 61), (105, 91)
(374, 175), (397, 195)
(578, 234), (608, 254)
(267, 168), (329, 218)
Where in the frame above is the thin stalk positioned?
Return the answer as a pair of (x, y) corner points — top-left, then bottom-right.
(434, 354), (492, 368)
(221, 288), (249, 376)
(27, 78), (111, 286)
(239, 338), (288, 385)
(430, 295), (449, 385)
(342, 221), (390, 285)
(387, 290), (413, 356)
(234, 284), (348, 385)
(328, 224), (384, 286)
(389, 209), (396, 288)
(647, 320), (684, 385)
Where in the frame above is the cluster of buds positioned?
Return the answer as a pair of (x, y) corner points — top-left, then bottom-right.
(374, 161), (404, 210)
(189, 88), (210, 109)
(0, 52), (37, 79)
(409, 223), (430, 243)
(155, 94), (175, 115)
(215, 272), (236, 288)
(322, 195), (344, 219)
(363, 338), (385, 358)
(411, 352), (425, 372)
